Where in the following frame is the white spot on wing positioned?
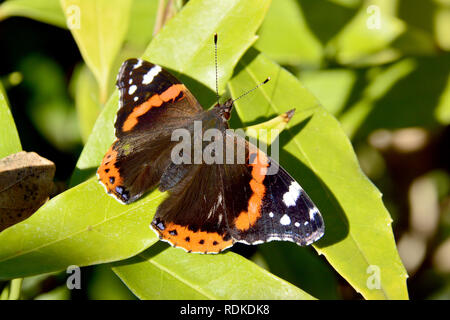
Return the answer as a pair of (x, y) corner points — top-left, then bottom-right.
(309, 207), (319, 220)
(128, 84), (137, 95)
(133, 59), (143, 69)
(280, 214), (291, 226)
(295, 222), (300, 227)
(142, 65), (162, 85)
(269, 212), (274, 218)
(283, 181), (302, 207)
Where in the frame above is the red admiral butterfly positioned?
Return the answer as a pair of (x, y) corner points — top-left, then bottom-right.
(97, 35), (324, 254)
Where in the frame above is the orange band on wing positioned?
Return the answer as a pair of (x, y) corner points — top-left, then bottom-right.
(122, 84), (186, 132)
(234, 150), (269, 231)
(152, 221), (233, 253)
(97, 142), (124, 192)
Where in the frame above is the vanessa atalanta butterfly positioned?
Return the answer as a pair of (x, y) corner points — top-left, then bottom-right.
(97, 35), (324, 254)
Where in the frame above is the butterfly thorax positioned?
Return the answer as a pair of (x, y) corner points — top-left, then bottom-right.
(212, 99), (233, 123)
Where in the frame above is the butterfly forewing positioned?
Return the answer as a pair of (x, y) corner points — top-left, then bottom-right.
(97, 59), (203, 203)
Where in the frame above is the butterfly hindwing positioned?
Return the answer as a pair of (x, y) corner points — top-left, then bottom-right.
(151, 163), (234, 254)
(98, 136), (176, 203)
(151, 132), (324, 253)
(230, 158), (325, 246)
(150, 131), (248, 253)
(222, 137), (324, 246)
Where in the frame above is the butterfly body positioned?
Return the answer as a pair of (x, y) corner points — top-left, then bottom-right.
(97, 58), (324, 254)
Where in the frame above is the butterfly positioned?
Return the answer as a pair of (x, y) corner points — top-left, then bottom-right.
(97, 41), (324, 254)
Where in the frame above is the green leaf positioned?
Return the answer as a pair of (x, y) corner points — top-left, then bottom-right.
(20, 55), (81, 152)
(339, 59), (416, 138)
(69, 91), (119, 186)
(145, 0), (271, 94)
(60, 0), (133, 103)
(0, 178), (164, 280)
(299, 69), (357, 116)
(0, 0), (66, 28)
(297, 0), (360, 46)
(258, 242), (340, 300)
(435, 4), (450, 50)
(87, 265), (137, 300)
(340, 55), (450, 139)
(112, 244), (315, 300)
(435, 72), (450, 125)
(0, 82), (21, 158)
(71, 63), (101, 143)
(255, 0), (323, 66)
(8, 278), (22, 300)
(125, 0), (159, 50)
(328, 0), (405, 65)
(228, 48), (408, 299)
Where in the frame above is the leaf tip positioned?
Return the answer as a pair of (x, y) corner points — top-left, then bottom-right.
(282, 109), (296, 123)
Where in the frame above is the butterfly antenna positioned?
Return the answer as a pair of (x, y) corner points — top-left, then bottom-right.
(231, 77), (271, 104)
(214, 33), (220, 106)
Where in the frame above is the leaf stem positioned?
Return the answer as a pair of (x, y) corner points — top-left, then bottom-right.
(8, 278), (23, 300)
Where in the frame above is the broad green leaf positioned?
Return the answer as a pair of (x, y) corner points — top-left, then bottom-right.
(19, 55), (81, 152)
(69, 91), (119, 186)
(0, 278), (22, 300)
(340, 54), (450, 139)
(258, 242), (340, 300)
(0, 178), (315, 298)
(435, 5), (450, 50)
(107, 0), (161, 99)
(71, 63), (101, 143)
(145, 0), (271, 95)
(70, 0), (271, 186)
(61, 0), (133, 103)
(228, 48), (408, 299)
(255, 0), (323, 66)
(297, 0), (359, 46)
(0, 0), (66, 28)
(0, 83), (21, 158)
(87, 265), (137, 300)
(112, 244), (315, 300)
(299, 69), (357, 116)
(391, 24), (436, 56)
(8, 278), (22, 300)
(339, 59), (416, 138)
(328, 0), (405, 65)
(125, 0), (159, 50)
(0, 178), (163, 280)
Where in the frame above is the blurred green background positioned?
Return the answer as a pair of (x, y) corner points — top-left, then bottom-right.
(0, 0), (449, 299)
